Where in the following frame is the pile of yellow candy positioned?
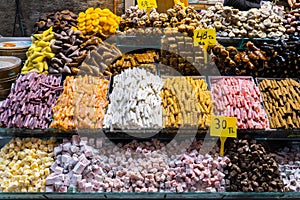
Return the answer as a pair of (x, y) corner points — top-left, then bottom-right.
(22, 27), (55, 74)
(77, 8), (121, 36)
(0, 137), (56, 192)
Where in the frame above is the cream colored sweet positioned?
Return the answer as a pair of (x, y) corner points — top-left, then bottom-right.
(0, 137), (56, 192)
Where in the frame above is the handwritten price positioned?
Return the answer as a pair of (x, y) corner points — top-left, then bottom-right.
(137, 0), (157, 10)
(193, 28), (216, 48)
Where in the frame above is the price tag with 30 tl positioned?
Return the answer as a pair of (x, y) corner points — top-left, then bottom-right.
(210, 116), (237, 138)
(137, 0), (157, 10)
(210, 116), (237, 156)
(193, 28), (216, 48)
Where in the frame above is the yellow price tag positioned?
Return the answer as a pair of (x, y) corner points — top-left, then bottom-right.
(210, 116), (237, 156)
(210, 116), (237, 138)
(193, 28), (216, 48)
(137, 0), (157, 10)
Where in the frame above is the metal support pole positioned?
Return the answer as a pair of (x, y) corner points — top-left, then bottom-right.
(13, 0), (26, 36)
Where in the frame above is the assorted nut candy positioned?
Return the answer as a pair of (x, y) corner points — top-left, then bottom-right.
(119, 4), (200, 36)
(160, 28), (206, 76)
(201, 2), (286, 38)
(284, 8), (300, 38)
(107, 51), (159, 76)
(259, 40), (300, 78)
(161, 77), (212, 128)
(161, 86), (181, 128)
(225, 139), (284, 192)
(210, 40), (300, 78)
(259, 78), (300, 129)
(209, 42), (269, 77)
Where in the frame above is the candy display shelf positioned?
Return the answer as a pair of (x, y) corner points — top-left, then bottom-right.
(0, 191), (299, 199)
(115, 35), (295, 51)
(0, 37), (300, 198)
(0, 127), (300, 141)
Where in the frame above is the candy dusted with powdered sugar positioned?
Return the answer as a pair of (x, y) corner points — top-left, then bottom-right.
(103, 68), (164, 129)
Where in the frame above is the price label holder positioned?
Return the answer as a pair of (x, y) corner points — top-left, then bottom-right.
(193, 28), (216, 48)
(193, 28), (216, 64)
(210, 116), (237, 156)
(137, 0), (157, 10)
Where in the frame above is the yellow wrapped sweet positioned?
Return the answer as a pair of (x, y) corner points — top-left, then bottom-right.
(77, 7), (121, 36)
(21, 27), (55, 74)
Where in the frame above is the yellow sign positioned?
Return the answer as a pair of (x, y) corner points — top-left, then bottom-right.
(210, 116), (237, 156)
(210, 116), (237, 138)
(193, 28), (217, 48)
(174, 0), (186, 7)
(137, 0), (158, 10)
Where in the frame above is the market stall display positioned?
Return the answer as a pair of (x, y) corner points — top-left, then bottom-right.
(0, 137), (57, 192)
(0, 0), (299, 197)
(259, 78), (300, 129)
(0, 73), (62, 129)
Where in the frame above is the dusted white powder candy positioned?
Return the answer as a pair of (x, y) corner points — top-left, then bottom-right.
(104, 68), (164, 129)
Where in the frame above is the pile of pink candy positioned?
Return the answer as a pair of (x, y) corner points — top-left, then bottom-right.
(46, 136), (231, 193)
(211, 77), (269, 129)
